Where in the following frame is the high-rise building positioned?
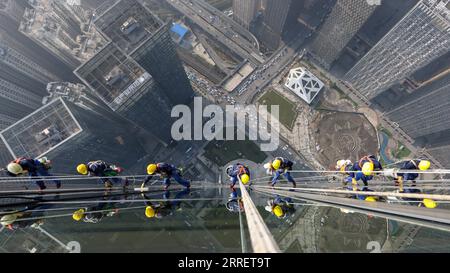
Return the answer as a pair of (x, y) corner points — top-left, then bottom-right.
(0, 137), (11, 168)
(0, 77), (42, 116)
(75, 0), (194, 143)
(386, 75), (450, 141)
(232, 0), (260, 30)
(256, 0), (292, 50)
(427, 145), (450, 167)
(309, 0), (378, 68)
(0, 0), (27, 24)
(0, 41), (60, 85)
(44, 82), (113, 115)
(19, 0), (107, 68)
(0, 41), (59, 131)
(345, 0), (450, 100)
(263, 0), (291, 36)
(0, 98), (147, 173)
(0, 113), (16, 131)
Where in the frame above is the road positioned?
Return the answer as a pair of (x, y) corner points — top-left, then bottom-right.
(234, 31), (312, 104)
(192, 0), (260, 50)
(165, 0), (264, 65)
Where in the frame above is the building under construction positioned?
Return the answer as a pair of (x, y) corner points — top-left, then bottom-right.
(345, 0), (450, 100)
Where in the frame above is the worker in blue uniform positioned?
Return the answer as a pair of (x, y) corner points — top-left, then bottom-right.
(145, 163), (190, 190)
(144, 189), (191, 218)
(6, 157), (61, 190)
(226, 163), (251, 187)
(225, 188), (244, 213)
(395, 159), (431, 191)
(264, 157), (296, 188)
(77, 160), (127, 188)
(265, 195), (295, 219)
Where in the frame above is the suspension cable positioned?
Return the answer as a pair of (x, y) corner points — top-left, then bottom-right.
(254, 185), (450, 201)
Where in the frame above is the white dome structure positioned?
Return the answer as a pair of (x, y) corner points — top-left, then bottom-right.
(285, 67), (324, 104)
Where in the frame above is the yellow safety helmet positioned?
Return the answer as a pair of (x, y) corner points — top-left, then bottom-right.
(7, 163), (23, 175)
(145, 206), (156, 218)
(240, 174), (250, 184)
(72, 209), (85, 221)
(272, 159), (282, 170)
(362, 162), (374, 176)
(0, 214), (18, 226)
(422, 199), (437, 209)
(273, 206), (284, 218)
(365, 196), (377, 202)
(77, 164), (88, 175)
(147, 164), (157, 175)
(418, 160), (431, 171)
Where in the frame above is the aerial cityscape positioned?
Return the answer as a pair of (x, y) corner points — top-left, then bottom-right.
(0, 0), (449, 255)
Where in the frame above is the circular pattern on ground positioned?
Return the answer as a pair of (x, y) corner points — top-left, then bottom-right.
(312, 112), (379, 168)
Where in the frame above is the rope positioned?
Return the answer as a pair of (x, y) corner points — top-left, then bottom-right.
(1, 168), (450, 183)
(32, 197), (226, 205)
(254, 185), (450, 201)
(238, 179), (280, 253)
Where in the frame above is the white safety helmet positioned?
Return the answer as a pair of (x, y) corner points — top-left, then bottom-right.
(7, 163), (24, 175)
(1, 214), (18, 226)
(336, 160), (351, 170)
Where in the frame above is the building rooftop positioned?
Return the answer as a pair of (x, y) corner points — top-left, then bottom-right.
(171, 23), (189, 40)
(74, 42), (152, 111)
(423, 0), (450, 22)
(19, 0), (107, 65)
(285, 67), (324, 104)
(93, 0), (163, 54)
(0, 98), (82, 159)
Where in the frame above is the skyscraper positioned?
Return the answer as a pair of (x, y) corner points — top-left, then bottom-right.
(0, 98), (147, 173)
(0, 137), (11, 168)
(385, 75), (450, 141)
(309, 0), (378, 68)
(0, 0), (27, 24)
(232, 0), (260, 30)
(75, 0), (194, 144)
(0, 77), (42, 118)
(0, 41), (60, 85)
(257, 0), (292, 50)
(19, 0), (107, 68)
(345, 0), (450, 100)
(427, 145), (450, 167)
(0, 40), (62, 132)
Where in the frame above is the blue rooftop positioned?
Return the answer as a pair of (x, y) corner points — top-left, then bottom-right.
(171, 24), (189, 40)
